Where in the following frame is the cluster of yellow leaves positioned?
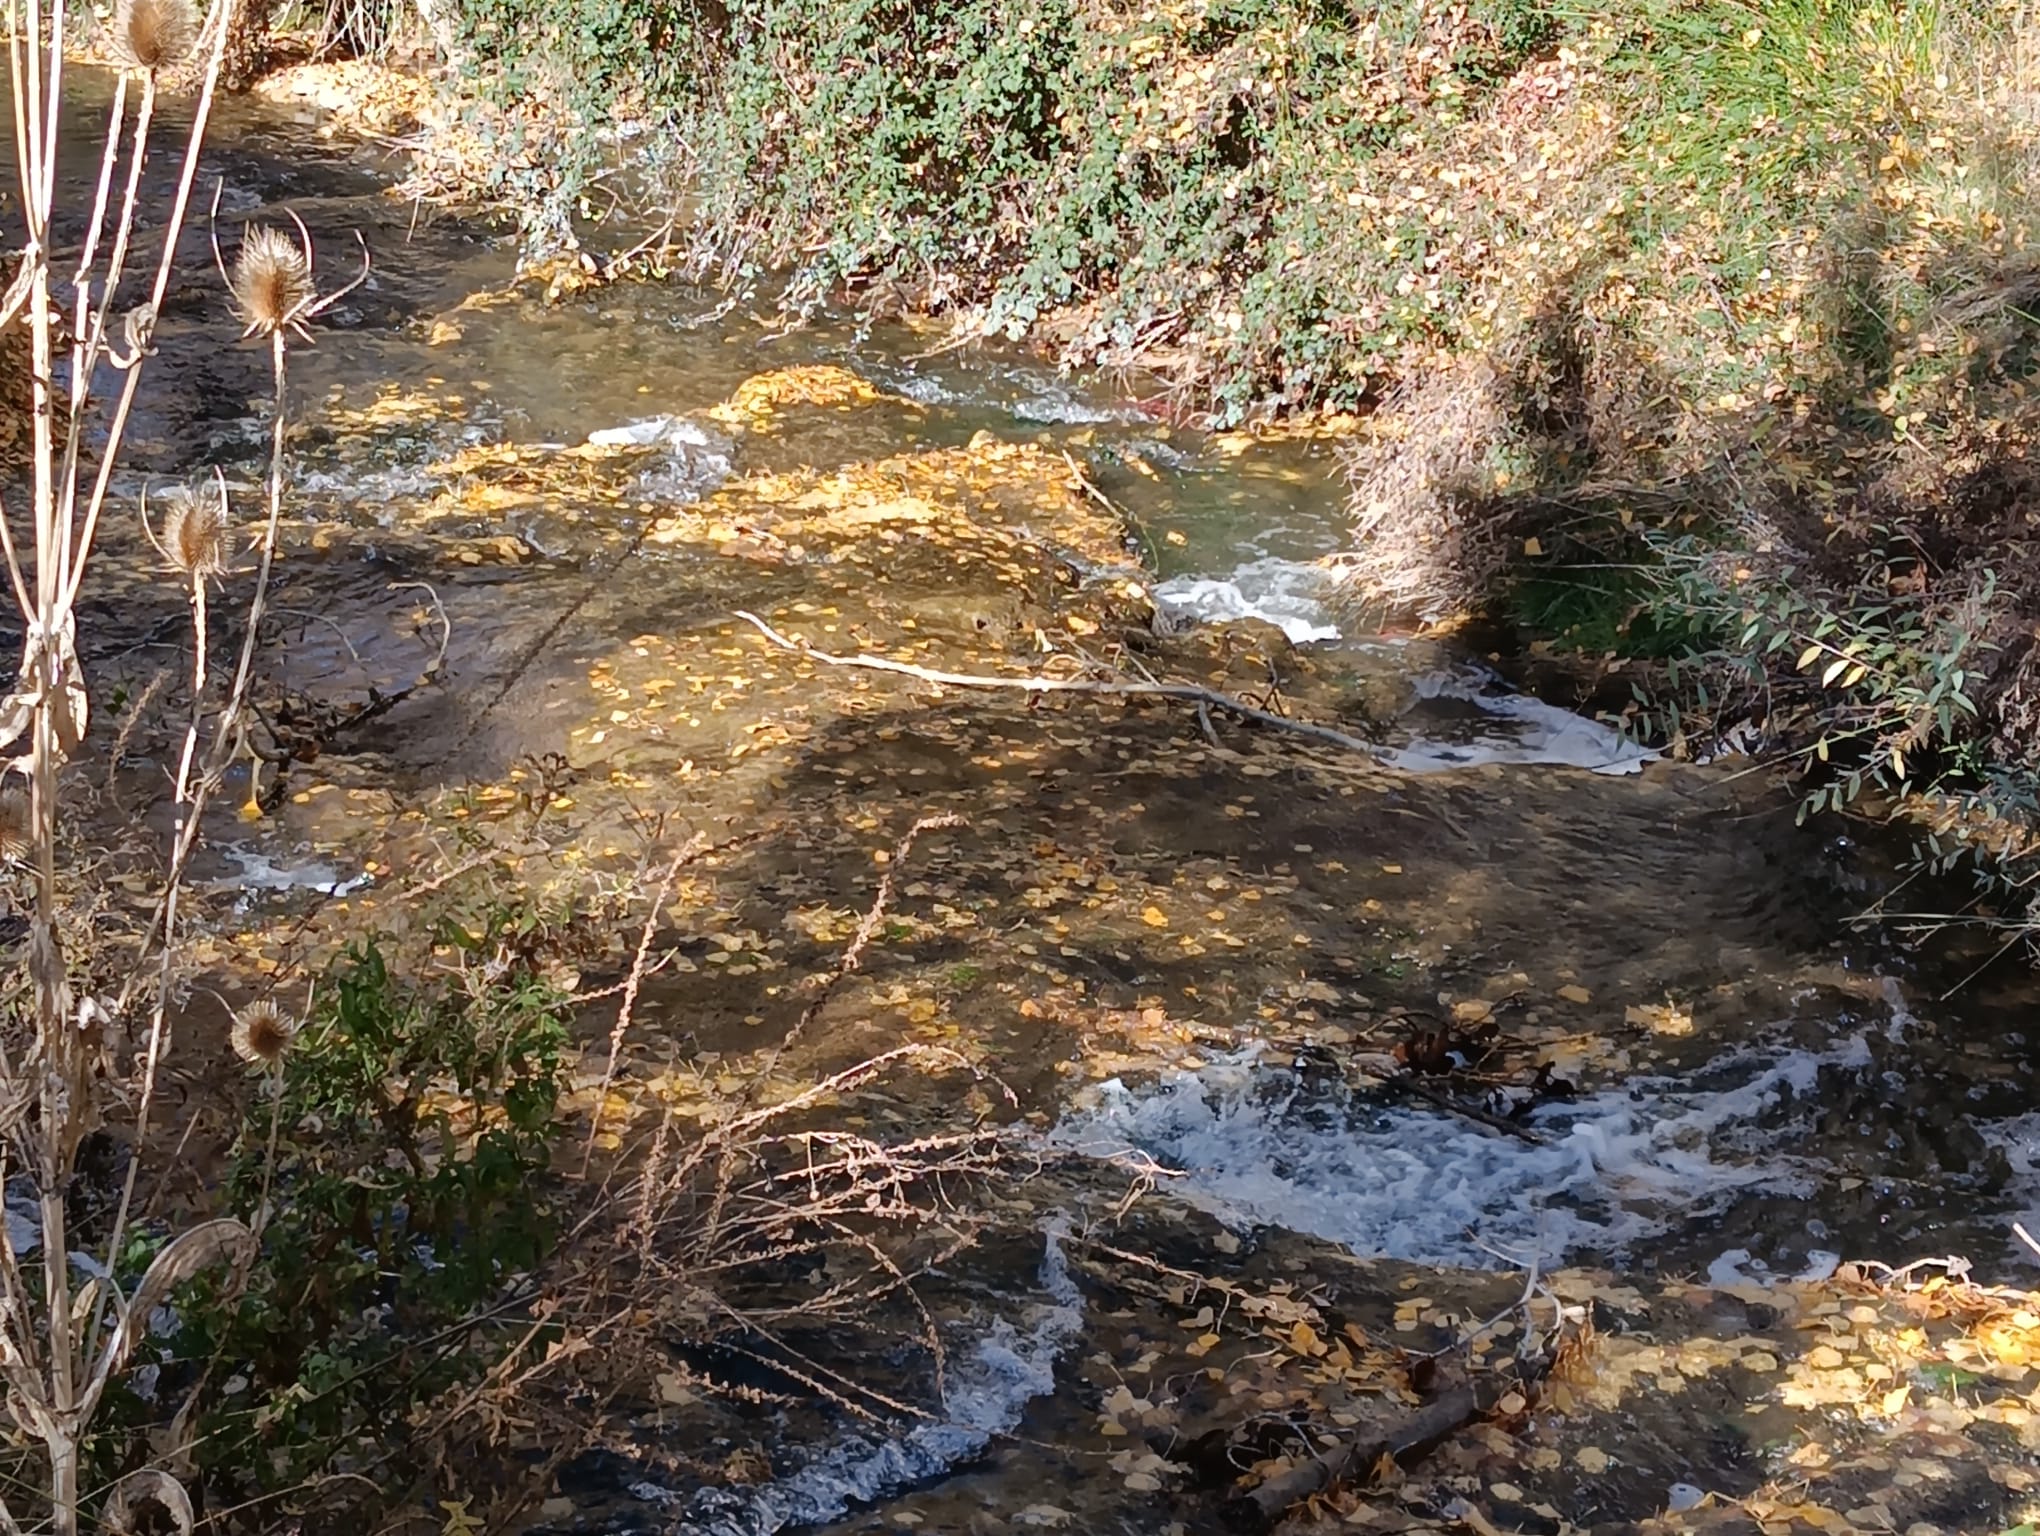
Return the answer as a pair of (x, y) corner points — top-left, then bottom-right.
(706, 365), (893, 431)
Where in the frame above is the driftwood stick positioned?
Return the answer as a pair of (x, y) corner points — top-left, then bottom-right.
(1223, 1348), (1557, 1532)
(1223, 1380), (1480, 1531)
(1379, 1073), (1549, 1147)
(734, 610), (1380, 756)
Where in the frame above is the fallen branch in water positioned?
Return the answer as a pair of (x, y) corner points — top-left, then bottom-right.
(734, 610), (1379, 756)
(1377, 1072), (1549, 1147)
(1221, 1316), (1574, 1532)
(1221, 1370), (1488, 1532)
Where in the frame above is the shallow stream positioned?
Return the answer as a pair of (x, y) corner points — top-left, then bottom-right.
(31, 67), (2040, 1535)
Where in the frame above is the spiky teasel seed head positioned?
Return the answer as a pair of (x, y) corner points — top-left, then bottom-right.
(230, 999), (296, 1068)
(155, 482), (229, 579)
(0, 788), (29, 864)
(108, 0), (198, 74)
(230, 226), (314, 339)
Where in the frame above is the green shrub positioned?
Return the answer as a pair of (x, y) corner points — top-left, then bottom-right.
(445, 0), (1547, 417)
(454, 0), (696, 99)
(162, 935), (568, 1498)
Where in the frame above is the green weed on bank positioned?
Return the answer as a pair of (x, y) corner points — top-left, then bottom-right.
(98, 931), (568, 1510)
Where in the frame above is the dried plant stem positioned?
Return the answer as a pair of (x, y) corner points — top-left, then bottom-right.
(54, 74), (153, 603)
(0, 4), (272, 1528)
(62, 36), (232, 619)
(582, 839), (698, 1166)
(106, 328), (288, 1310)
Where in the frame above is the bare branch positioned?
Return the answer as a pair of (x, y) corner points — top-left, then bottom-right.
(734, 610), (1380, 756)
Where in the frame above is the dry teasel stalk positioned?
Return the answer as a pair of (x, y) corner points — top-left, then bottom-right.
(107, 0), (200, 75)
(147, 480), (231, 580)
(227, 224), (314, 340)
(218, 205), (369, 345)
(230, 998), (296, 1068)
(0, 4), (270, 1533)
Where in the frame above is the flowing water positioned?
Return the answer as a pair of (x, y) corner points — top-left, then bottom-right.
(28, 68), (2040, 1533)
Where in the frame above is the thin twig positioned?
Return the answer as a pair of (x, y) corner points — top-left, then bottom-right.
(735, 611), (1380, 756)
(581, 839), (700, 1166)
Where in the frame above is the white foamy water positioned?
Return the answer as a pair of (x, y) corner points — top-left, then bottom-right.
(1385, 669), (1656, 776)
(215, 847), (373, 902)
(667, 1229), (1084, 1535)
(1154, 557), (1342, 644)
(1983, 1112), (2040, 1271)
(1053, 1038), (1870, 1269)
(871, 364), (1145, 426)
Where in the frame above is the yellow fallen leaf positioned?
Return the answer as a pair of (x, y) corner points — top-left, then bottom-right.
(1557, 984), (1591, 1004)
(1880, 1384), (1910, 1415)
(1522, 536), (1543, 556)
(1141, 906), (1169, 928)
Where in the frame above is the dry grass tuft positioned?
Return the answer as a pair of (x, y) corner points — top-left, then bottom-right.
(1330, 357), (1522, 625)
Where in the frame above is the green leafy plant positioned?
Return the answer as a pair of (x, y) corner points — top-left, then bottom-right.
(170, 936), (569, 1496)
(1623, 531), (1993, 820)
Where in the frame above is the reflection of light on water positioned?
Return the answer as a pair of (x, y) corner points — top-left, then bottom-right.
(1052, 1036), (1871, 1270)
(859, 360), (1146, 427)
